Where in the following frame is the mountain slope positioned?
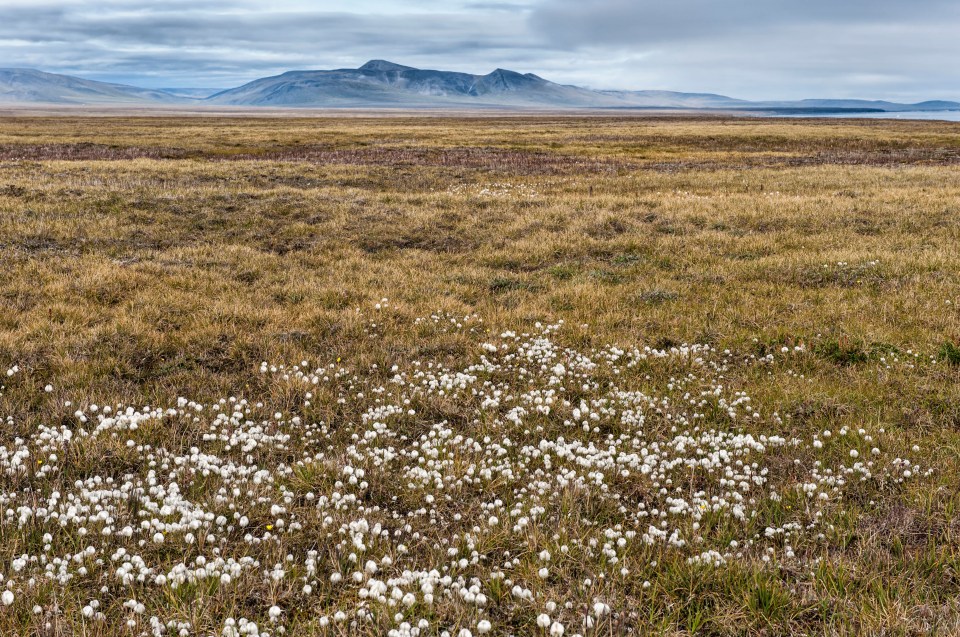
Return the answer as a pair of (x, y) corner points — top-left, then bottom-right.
(598, 89), (747, 108)
(0, 68), (188, 105)
(159, 87), (222, 99)
(209, 61), (960, 111)
(204, 60), (642, 107)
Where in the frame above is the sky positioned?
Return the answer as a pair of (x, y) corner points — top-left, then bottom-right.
(1, 0), (958, 101)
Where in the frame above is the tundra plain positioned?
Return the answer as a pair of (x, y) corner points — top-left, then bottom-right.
(0, 115), (959, 636)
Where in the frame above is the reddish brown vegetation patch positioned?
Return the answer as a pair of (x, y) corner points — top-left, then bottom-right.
(644, 148), (960, 173)
(3, 141), (960, 173)
(0, 143), (192, 161)
(242, 146), (630, 174)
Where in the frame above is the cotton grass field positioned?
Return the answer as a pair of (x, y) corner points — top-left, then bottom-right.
(0, 115), (959, 636)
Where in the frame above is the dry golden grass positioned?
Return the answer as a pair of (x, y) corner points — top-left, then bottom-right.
(0, 115), (959, 636)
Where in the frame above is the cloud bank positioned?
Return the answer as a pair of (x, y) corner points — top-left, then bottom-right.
(0, 0), (957, 100)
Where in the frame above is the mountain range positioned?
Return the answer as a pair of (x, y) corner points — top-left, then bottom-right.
(1, 61), (958, 113)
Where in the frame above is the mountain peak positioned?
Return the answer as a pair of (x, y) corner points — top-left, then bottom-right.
(359, 60), (416, 72)
(475, 68), (543, 93)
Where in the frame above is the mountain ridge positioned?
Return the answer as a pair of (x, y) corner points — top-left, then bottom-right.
(1, 61), (958, 112)
(0, 68), (188, 105)
(202, 61), (620, 107)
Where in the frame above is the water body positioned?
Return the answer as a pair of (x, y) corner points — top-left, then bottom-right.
(787, 110), (960, 121)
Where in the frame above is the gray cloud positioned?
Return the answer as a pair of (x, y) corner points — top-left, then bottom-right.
(528, 0), (960, 100)
(0, 2), (544, 87)
(0, 0), (957, 100)
(529, 0), (960, 47)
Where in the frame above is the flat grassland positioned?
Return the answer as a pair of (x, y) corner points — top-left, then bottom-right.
(0, 115), (959, 636)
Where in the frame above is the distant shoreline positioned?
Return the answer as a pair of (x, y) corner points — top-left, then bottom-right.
(1, 103), (959, 121)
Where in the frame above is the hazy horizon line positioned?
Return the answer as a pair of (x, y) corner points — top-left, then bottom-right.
(4, 61), (957, 104)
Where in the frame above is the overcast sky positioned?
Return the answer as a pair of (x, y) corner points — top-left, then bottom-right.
(1, 0), (958, 100)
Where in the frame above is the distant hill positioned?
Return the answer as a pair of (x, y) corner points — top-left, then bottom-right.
(0, 68), (188, 105)
(159, 88), (222, 99)
(597, 89), (748, 109)
(202, 61), (960, 110)
(204, 60), (636, 107)
(756, 98), (960, 112)
(2, 62), (959, 112)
